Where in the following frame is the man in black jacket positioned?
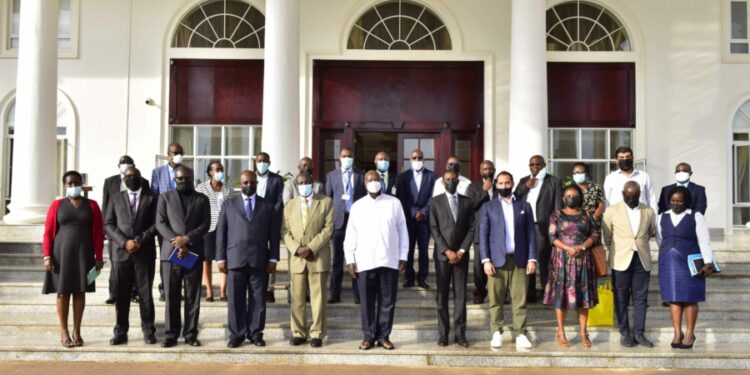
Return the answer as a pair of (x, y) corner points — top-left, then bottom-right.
(465, 160), (496, 304)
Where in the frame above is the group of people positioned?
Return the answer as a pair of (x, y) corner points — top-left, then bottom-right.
(42, 143), (715, 352)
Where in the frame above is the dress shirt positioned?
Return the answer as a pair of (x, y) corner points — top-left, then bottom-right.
(625, 204), (641, 251)
(603, 169), (657, 212)
(344, 194), (409, 272)
(413, 169), (423, 192)
(168, 165), (177, 190)
(378, 171), (389, 190)
(128, 188), (142, 215)
(341, 167), (354, 192)
(501, 196), (516, 255)
(526, 176), (543, 223)
(445, 192), (465, 254)
(257, 173), (269, 198)
(432, 175), (471, 197)
(656, 209), (713, 263)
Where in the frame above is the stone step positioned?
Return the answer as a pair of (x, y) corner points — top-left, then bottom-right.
(0, 335), (748, 369)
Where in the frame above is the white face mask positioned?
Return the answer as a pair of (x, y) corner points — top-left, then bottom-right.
(366, 181), (382, 194)
(67, 186), (82, 198)
(675, 171), (690, 184)
(572, 173), (587, 184)
(534, 167), (547, 180)
(411, 160), (424, 171)
(213, 172), (224, 182)
(340, 157), (354, 171)
(119, 164), (133, 174)
(298, 184), (313, 197)
(171, 154), (184, 165)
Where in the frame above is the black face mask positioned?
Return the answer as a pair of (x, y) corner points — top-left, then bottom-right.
(564, 196), (581, 208)
(618, 158), (634, 171)
(497, 187), (513, 198)
(671, 203), (686, 214)
(482, 172), (494, 180)
(447, 163), (461, 174)
(299, 166), (313, 176)
(175, 179), (193, 194)
(623, 196), (640, 209)
(242, 185), (257, 197)
(124, 176), (141, 192)
(444, 181), (458, 194)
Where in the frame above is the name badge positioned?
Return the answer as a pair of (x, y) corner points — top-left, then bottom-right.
(341, 194), (350, 200)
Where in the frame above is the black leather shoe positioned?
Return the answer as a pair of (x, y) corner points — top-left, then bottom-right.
(310, 338), (323, 347)
(662, 301), (670, 307)
(290, 337), (307, 346)
(455, 337), (469, 347)
(437, 338), (448, 347)
(417, 281), (429, 289)
(620, 332), (635, 347)
(526, 292), (538, 303)
(161, 339), (177, 348)
(184, 338), (202, 347)
(144, 334), (157, 345)
(402, 280), (415, 288)
(327, 295), (341, 304)
(227, 339), (243, 348)
(109, 335), (127, 345)
(266, 290), (275, 303)
(105, 296), (116, 305)
(472, 296), (484, 304)
(249, 336), (266, 347)
(131, 294), (139, 303)
(634, 334), (654, 348)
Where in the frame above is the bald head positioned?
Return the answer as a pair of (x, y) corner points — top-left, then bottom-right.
(622, 181), (641, 208)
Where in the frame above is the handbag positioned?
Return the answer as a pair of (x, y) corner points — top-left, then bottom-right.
(590, 244), (608, 277)
(588, 279), (614, 327)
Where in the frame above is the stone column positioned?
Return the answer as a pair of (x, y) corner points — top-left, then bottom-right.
(507, 0), (547, 176)
(4, 0), (59, 224)
(261, 0), (300, 175)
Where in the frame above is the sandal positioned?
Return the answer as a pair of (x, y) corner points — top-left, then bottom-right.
(61, 333), (74, 348)
(555, 330), (569, 347)
(580, 331), (592, 347)
(72, 332), (84, 347)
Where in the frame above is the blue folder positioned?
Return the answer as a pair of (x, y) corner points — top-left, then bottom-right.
(687, 253), (721, 277)
(168, 248), (199, 270)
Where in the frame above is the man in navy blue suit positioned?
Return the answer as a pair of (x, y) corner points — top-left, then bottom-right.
(480, 171), (537, 350)
(254, 152), (284, 303)
(397, 149), (437, 289)
(325, 147), (366, 304)
(657, 162), (707, 215)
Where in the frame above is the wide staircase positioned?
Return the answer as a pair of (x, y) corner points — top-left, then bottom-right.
(0, 224), (748, 369)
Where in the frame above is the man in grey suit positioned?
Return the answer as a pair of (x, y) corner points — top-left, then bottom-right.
(282, 157), (324, 204)
(513, 155), (561, 302)
(155, 166), (210, 348)
(429, 171), (475, 347)
(104, 167), (159, 346)
(217, 170), (280, 348)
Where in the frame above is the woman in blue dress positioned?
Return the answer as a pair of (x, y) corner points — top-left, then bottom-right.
(657, 186), (715, 349)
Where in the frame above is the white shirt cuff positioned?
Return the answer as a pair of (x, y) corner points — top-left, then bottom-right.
(216, 260), (226, 264)
(527, 259), (537, 263)
(269, 259), (278, 263)
(458, 249), (465, 254)
(481, 258), (491, 264)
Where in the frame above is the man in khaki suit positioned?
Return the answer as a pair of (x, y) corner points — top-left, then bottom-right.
(282, 173), (334, 348)
(602, 181), (656, 349)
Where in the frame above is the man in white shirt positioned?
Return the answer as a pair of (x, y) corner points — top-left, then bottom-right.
(345, 170), (408, 351)
(603, 146), (657, 213)
(602, 181), (656, 348)
(432, 156), (471, 197)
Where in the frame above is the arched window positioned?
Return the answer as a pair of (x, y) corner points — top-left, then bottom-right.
(347, 0), (451, 50)
(172, 0), (265, 48)
(732, 99), (750, 225)
(546, 0), (631, 52)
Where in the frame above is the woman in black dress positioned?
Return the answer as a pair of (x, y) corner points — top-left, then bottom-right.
(42, 171), (104, 347)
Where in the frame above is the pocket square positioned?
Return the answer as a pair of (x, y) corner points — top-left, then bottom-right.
(520, 210), (525, 214)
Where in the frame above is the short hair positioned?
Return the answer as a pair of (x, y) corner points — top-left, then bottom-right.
(614, 146), (633, 157)
(562, 183), (584, 201)
(256, 152), (270, 160)
(572, 162), (589, 174)
(295, 173), (313, 184)
(206, 160), (222, 175)
(495, 171), (514, 184)
(669, 186), (693, 207)
(62, 170), (83, 185)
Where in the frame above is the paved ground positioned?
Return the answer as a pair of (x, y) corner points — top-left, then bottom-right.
(0, 362), (748, 375)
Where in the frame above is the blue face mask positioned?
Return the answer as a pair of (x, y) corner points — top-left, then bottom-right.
(572, 173), (586, 184)
(66, 186), (82, 198)
(340, 157), (354, 170)
(298, 184), (313, 197)
(376, 160), (390, 172)
(213, 172), (224, 182)
(257, 162), (270, 174)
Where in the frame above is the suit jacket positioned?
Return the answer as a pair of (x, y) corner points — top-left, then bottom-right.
(657, 182), (707, 215)
(396, 168), (437, 223)
(429, 194), (475, 262)
(282, 179), (324, 204)
(150, 164), (194, 196)
(282, 194), (334, 273)
(513, 174), (562, 233)
(104, 189), (158, 263)
(102, 174), (149, 215)
(325, 168), (366, 230)
(466, 179), (494, 243)
(479, 198), (537, 268)
(259, 172), (285, 212)
(155, 190), (211, 261)
(216, 195), (281, 270)
(602, 201), (656, 272)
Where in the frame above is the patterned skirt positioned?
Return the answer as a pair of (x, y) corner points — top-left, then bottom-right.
(543, 247), (598, 309)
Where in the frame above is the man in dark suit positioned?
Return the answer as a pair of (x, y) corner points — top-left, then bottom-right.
(465, 160), (496, 304)
(102, 155), (149, 305)
(657, 162), (707, 215)
(374, 151), (397, 196)
(254, 152), (284, 303)
(325, 147), (366, 304)
(513, 155), (561, 302)
(481, 171), (537, 350)
(217, 170), (280, 348)
(104, 167), (159, 345)
(155, 166), (210, 348)
(397, 149), (437, 289)
(430, 171), (475, 347)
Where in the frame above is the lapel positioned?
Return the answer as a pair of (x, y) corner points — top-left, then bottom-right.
(636, 204), (650, 237)
(303, 196), (320, 234)
(120, 191), (133, 222)
(250, 196), (262, 223)
(620, 203), (636, 237)
(234, 196), (248, 223)
(445, 195), (457, 225)
(409, 171), (418, 197)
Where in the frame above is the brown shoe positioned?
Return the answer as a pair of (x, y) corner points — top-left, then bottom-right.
(379, 339), (395, 350)
(358, 339), (374, 350)
(472, 296), (484, 304)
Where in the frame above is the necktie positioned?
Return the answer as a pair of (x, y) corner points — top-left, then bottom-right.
(244, 198), (253, 221)
(449, 195), (458, 222)
(129, 193), (137, 222)
(380, 173), (387, 194)
(345, 170), (353, 213)
(302, 198), (309, 229)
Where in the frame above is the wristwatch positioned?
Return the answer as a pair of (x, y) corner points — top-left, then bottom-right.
(581, 246), (587, 252)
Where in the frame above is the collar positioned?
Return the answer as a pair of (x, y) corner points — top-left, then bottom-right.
(341, 167), (352, 173)
(257, 173), (268, 180)
(368, 193), (382, 201)
(127, 188), (142, 196)
(445, 191), (458, 200)
(677, 181), (690, 188)
(413, 168), (423, 174)
(625, 204), (641, 213)
(499, 195), (515, 204)
(533, 168), (547, 181)
(617, 168), (640, 177)
(241, 193), (256, 201)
